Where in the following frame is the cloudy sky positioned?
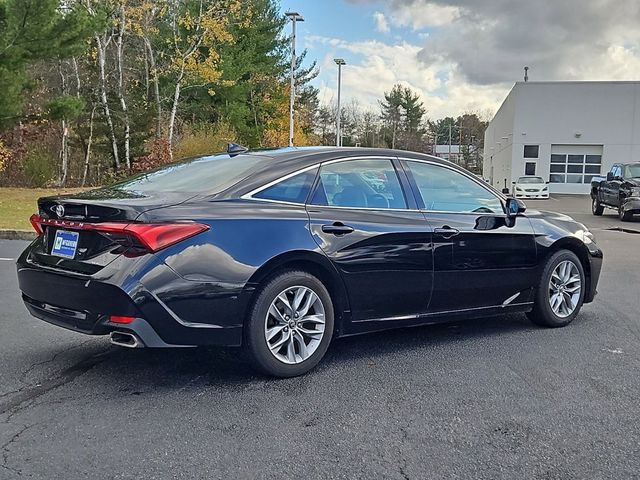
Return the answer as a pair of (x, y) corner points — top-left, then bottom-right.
(280, 0), (640, 119)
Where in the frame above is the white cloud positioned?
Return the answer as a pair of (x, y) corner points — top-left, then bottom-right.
(349, 0), (640, 85)
(389, 2), (461, 29)
(308, 35), (503, 118)
(328, 0), (640, 118)
(373, 11), (390, 33)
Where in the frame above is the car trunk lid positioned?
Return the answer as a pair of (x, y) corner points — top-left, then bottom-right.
(30, 188), (199, 274)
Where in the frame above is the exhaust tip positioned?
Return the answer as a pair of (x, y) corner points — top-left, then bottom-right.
(110, 331), (143, 349)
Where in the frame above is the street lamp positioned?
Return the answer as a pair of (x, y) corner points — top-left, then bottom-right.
(286, 11), (304, 147)
(334, 58), (346, 147)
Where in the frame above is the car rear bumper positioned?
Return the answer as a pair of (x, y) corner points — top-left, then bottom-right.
(16, 252), (246, 347)
(21, 295), (184, 348)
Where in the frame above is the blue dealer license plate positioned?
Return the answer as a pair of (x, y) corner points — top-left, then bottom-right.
(51, 230), (79, 259)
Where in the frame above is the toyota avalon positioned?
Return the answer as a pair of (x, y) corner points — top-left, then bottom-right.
(17, 147), (603, 377)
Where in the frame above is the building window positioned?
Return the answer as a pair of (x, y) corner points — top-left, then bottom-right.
(549, 153), (601, 184)
(524, 162), (536, 175)
(524, 145), (539, 158)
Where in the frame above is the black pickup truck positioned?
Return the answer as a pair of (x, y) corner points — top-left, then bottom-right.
(591, 163), (640, 221)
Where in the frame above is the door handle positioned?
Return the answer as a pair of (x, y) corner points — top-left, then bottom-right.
(434, 226), (460, 239)
(322, 222), (354, 236)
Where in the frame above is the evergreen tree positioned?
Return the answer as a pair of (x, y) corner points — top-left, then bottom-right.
(0, 0), (98, 127)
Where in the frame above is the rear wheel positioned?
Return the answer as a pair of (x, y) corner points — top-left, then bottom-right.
(591, 197), (604, 216)
(527, 250), (585, 328)
(245, 270), (334, 377)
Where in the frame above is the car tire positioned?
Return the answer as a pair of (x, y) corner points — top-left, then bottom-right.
(244, 270), (334, 377)
(526, 250), (585, 328)
(619, 204), (632, 222)
(591, 197), (604, 216)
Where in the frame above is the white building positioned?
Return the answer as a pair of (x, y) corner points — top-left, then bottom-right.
(434, 145), (462, 162)
(483, 81), (640, 194)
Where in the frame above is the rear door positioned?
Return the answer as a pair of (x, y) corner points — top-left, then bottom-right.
(306, 157), (434, 323)
(401, 159), (538, 312)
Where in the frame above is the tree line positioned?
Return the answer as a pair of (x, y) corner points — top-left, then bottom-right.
(0, 0), (488, 188)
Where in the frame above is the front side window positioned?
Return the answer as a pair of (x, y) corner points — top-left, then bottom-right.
(406, 161), (504, 214)
(253, 168), (317, 204)
(310, 158), (407, 209)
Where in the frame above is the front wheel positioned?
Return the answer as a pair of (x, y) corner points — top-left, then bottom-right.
(619, 204), (633, 222)
(245, 270), (334, 377)
(527, 250), (585, 328)
(591, 197), (604, 216)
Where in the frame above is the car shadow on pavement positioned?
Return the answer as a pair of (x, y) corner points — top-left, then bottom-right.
(96, 312), (543, 387)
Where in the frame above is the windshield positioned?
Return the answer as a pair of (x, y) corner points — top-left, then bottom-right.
(112, 153), (269, 194)
(625, 164), (640, 178)
(517, 176), (544, 184)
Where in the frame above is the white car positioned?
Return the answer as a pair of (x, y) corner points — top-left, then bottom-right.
(513, 176), (549, 199)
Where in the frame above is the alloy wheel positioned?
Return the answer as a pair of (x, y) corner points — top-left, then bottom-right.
(548, 260), (582, 318)
(264, 286), (326, 364)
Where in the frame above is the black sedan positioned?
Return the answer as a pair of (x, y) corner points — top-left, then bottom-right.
(17, 147), (603, 377)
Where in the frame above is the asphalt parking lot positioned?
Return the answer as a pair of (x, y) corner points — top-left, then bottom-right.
(1, 195), (639, 479)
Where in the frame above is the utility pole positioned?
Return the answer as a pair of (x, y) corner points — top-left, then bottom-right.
(334, 58), (346, 147)
(448, 122), (452, 161)
(458, 119), (463, 165)
(286, 11), (304, 147)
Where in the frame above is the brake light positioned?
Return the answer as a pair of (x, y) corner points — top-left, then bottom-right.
(110, 315), (135, 324)
(122, 223), (210, 252)
(29, 215), (209, 252)
(30, 214), (44, 236)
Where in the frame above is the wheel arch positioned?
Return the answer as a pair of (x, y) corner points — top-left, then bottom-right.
(241, 250), (351, 338)
(546, 237), (592, 299)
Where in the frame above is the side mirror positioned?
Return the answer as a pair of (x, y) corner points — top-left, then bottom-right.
(606, 172), (614, 181)
(505, 197), (525, 218)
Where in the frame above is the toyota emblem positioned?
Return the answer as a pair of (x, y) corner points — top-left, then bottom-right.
(54, 204), (65, 218)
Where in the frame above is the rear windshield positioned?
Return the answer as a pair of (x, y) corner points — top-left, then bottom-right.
(517, 176), (544, 184)
(112, 153), (269, 194)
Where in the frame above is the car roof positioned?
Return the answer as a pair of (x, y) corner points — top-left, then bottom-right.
(216, 146), (455, 198)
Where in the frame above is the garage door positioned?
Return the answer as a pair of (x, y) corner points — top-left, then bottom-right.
(549, 145), (603, 193)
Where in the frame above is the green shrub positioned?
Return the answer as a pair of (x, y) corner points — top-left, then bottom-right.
(23, 145), (56, 187)
(173, 122), (236, 160)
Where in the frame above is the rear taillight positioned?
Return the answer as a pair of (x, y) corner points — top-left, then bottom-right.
(29, 214), (209, 252)
(119, 223), (209, 252)
(30, 214), (44, 236)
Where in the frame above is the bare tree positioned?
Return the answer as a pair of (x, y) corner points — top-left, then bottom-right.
(115, 3), (131, 169)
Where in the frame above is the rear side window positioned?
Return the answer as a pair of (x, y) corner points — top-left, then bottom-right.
(310, 158), (407, 209)
(253, 169), (317, 204)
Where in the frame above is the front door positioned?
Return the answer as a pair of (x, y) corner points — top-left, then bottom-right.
(401, 159), (538, 312)
(306, 157), (434, 323)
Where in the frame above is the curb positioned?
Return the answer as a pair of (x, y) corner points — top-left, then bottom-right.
(0, 230), (36, 241)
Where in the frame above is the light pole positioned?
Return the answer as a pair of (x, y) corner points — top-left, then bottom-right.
(286, 11), (304, 147)
(334, 58), (346, 147)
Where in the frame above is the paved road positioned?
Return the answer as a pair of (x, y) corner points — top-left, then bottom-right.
(1, 196), (639, 479)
